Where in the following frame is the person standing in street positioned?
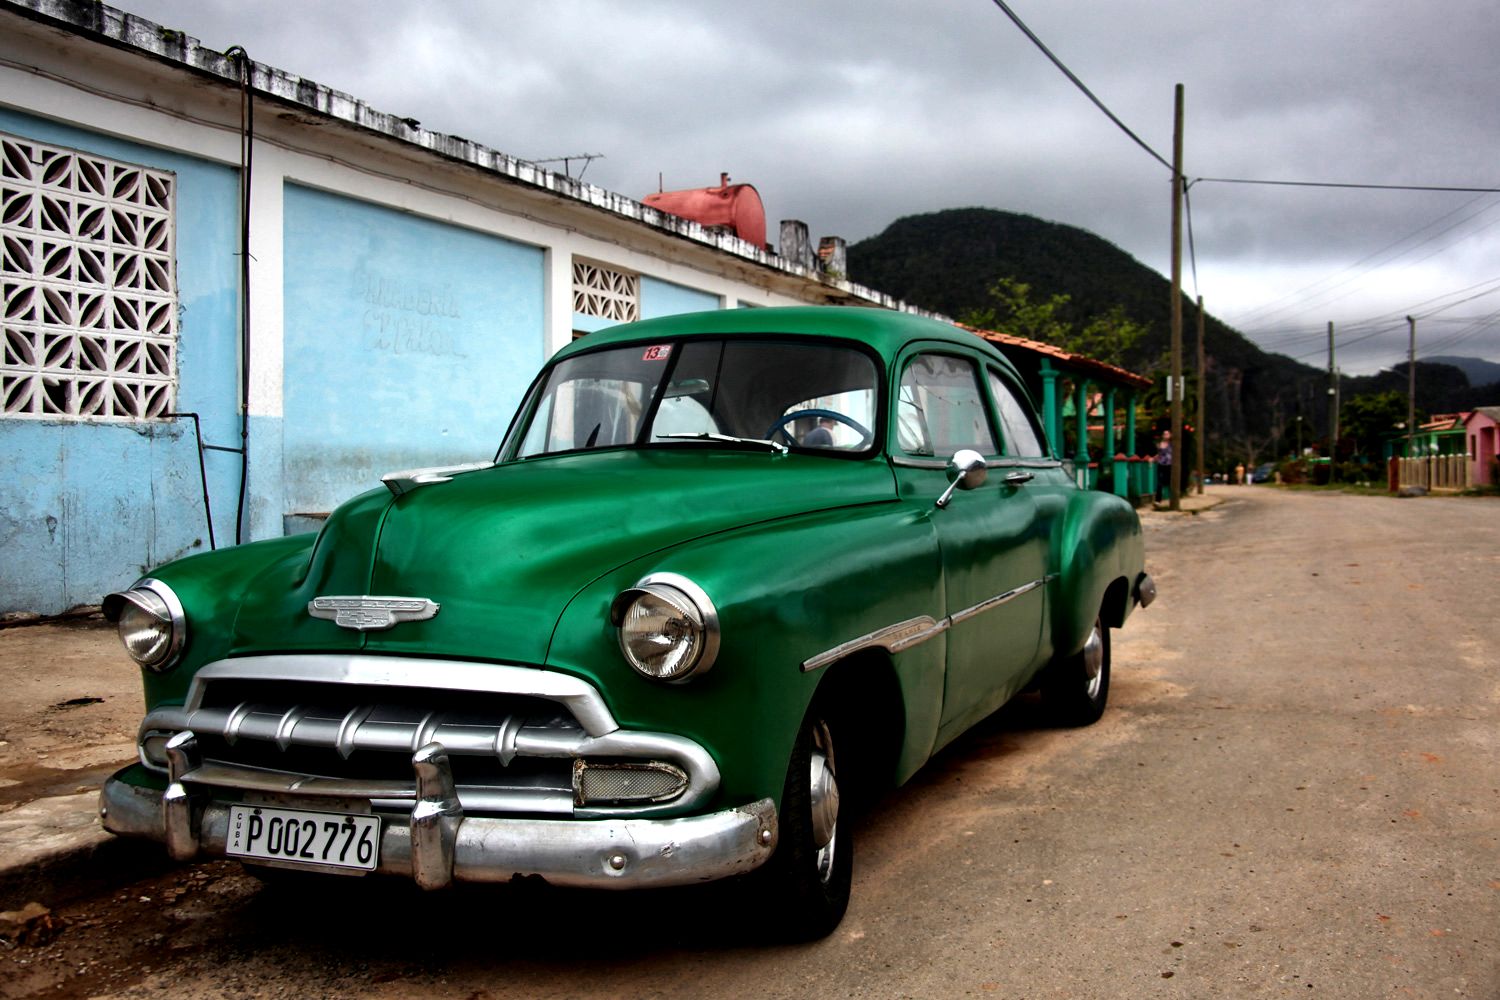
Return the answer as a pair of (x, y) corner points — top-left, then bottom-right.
(1155, 430), (1173, 502)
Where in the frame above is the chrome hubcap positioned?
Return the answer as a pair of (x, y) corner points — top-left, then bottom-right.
(808, 720), (840, 883)
(1081, 623), (1104, 700)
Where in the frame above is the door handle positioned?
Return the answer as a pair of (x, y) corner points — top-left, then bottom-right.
(1003, 471), (1035, 486)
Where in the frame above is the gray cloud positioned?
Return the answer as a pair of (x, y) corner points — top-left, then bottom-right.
(116, 0), (1500, 375)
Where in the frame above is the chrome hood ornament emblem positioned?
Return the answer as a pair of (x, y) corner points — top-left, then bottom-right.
(308, 596), (441, 631)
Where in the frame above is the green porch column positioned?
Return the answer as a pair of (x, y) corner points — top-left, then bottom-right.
(1074, 378), (1091, 488)
(1125, 392), (1140, 498)
(1103, 386), (1117, 456)
(1039, 360), (1060, 459)
(1074, 378), (1091, 465)
(1105, 386), (1125, 496)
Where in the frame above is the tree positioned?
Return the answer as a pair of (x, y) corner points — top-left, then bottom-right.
(1339, 390), (1408, 458)
(961, 277), (1148, 370)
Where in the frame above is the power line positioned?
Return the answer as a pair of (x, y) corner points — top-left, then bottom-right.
(987, 0), (1172, 172)
(1184, 182), (1199, 298)
(986, 1), (1500, 352)
(1195, 177), (1500, 194)
(1228, 195), (1500, 330)
(1411, 279), (1500, 320)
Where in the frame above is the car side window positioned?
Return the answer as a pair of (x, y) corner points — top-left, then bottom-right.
(987, 368), (1047, 458)
(897, 354), (999, 458)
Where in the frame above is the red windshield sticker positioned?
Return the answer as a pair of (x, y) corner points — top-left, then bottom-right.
(642, 344), (672, 362)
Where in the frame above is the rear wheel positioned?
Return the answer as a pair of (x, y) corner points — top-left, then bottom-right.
(756, 703), (852, 940)
(1041, 615), (1110, 726)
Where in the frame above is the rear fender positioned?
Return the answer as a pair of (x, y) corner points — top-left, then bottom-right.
(1052, 491), (1145, 658)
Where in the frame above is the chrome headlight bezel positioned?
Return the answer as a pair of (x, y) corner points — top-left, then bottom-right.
(609, 572), (719, 684)
(102, 578), (186, 673)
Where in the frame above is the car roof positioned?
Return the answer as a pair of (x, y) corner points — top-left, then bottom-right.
(554, 306), (1019, 375)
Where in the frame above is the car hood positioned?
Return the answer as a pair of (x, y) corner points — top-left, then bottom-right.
(229, 449), (896, 665)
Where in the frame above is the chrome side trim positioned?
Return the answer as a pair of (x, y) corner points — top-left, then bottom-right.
(948, 577), (1050, 625)
(802, 575), (1054, 672)
(801, 616), (939, 672)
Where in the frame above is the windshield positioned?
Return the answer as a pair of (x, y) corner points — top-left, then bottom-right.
(507, 338), (879, 459)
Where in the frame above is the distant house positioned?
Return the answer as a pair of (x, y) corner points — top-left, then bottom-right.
(1464, 407), (1500, 487)
(1409, 414), (1469, 457)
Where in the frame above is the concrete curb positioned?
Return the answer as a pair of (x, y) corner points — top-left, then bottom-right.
(0, 790), (172, 911)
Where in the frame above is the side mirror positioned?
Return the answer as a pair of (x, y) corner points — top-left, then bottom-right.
(935, 449), (988, 508)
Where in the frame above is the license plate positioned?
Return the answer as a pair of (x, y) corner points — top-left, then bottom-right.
(226, 804), (380, 872)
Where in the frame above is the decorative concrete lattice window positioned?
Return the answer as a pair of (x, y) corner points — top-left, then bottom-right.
(572, 260), (639, 324)
(1, 132), (177, 420)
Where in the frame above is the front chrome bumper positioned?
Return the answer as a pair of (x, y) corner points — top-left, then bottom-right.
(100, 734), (778, 890)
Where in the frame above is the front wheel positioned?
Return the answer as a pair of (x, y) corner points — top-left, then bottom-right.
(755, 704), (852, 940)
(1041, 616), (1110, 726)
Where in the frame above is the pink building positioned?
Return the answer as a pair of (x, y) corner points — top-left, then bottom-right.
(1464, 407), (1500, 487)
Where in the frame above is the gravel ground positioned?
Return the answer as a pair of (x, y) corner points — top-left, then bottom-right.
(1, 487), (1496, 999)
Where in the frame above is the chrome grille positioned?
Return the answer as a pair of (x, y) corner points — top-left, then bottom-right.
(147, 681), (581, 814)
(136, 655), (722, 819)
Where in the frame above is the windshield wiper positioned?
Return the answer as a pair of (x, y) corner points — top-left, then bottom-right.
(659, 432), (788, 455)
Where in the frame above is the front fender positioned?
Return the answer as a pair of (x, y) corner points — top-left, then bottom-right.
(544, 500), (945, 811)
(113, 533), (321, 711)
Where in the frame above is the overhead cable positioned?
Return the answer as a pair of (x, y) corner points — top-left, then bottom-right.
(1194, 177), (1500, 194)
(987, 0), (1172, 172)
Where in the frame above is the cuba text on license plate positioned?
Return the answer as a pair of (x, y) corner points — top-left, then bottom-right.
(226, 804), (379, 871)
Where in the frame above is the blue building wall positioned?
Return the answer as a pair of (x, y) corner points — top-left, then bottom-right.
(0, 110), (241, 613)
(280, 185), (545, 519)
(641, 276), (718, 319)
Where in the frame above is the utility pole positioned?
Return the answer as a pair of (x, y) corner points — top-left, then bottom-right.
(1169, 84), (1184, 511)
(1195, 295), (1206, 495)
(1327, 321), (1338, 473)
(1406, 316), (1417, 458)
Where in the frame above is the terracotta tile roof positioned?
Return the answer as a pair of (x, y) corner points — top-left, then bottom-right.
(1420, 413), (1468, 432)
(954, 323), (1154, 390)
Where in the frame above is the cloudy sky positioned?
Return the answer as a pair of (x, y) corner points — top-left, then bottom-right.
(119, 0), (1500, 375)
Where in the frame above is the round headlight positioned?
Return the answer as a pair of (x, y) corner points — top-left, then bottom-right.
(610, 574), (719, 683)
(106, 580), (185, 672)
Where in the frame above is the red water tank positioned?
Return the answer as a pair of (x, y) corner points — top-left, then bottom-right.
(644, 173), (766, 248)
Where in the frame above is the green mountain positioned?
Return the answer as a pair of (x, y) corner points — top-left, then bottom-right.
(1425, 355), (1500, 389)
(847, 208), (1476, 464)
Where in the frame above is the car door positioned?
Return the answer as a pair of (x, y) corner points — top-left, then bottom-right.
(984, 362), (1066, 666)
(890, 347), (1047, 744)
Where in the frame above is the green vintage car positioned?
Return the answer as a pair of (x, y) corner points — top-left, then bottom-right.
(101, 306), (1153, 939)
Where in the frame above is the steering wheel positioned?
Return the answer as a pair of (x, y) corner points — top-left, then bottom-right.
(766, 408), (873, 449)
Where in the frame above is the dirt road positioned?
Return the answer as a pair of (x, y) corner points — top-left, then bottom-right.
(2, 488), (1496, 998)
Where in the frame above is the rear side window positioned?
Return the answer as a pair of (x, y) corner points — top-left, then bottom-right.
(896, 354), (998, 458)
(987, 368), (1046, 458)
